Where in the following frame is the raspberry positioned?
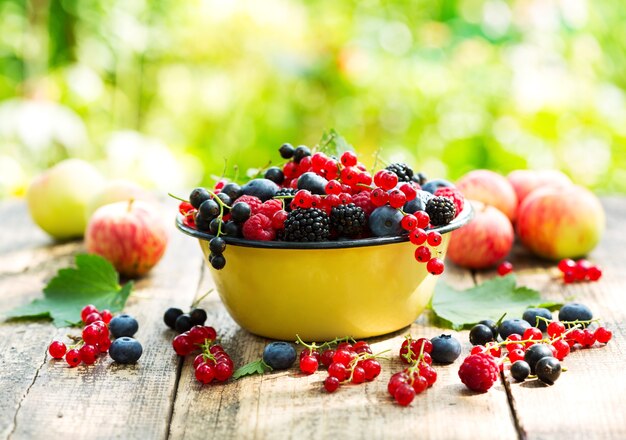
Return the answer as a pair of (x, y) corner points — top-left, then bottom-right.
(233, 195), (262, 214)
(458, 353), (500, 392)
(434, 187), (464, 218)
(352, 191), (376, 216)
(257, 199), (283, 218)
(242, 214), (276, 241)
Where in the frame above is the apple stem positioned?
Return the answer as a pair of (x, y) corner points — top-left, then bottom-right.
(127, 198), (135, 212)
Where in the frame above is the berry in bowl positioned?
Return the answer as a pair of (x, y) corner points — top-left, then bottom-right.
(175, 140), (472, 341)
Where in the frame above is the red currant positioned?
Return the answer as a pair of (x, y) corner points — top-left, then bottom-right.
(426, 258), (445, 275)
(401, 214), (418, 231)
(214, 362), (233, 382)
(338, 193), (352, 205)
(172, 334), (194, 356)
(414, 338), (433, 354)
(508, 348), (525, 363)
(351, 366), (366, 384)
(414, 211), (430, 229)
(557, 259), (576, 273)
(587, 266), (602, 281)
(195, 363), (215, 384)
(299, 355), (319, 375)
(188, 326), (211, 345)
(399, 183), (417, 201)
(311, 152), (328, 171)
(325, 180), (342, 195)
(394, 383), (416, 406)
(65, 349), (82, 367)
(82, 324), (103, 345)
(193, 354), (205, 369)
(388, 189), (406, 208)
(352, 341), (372, 354)
(81, 305), (98, 323)
(283, 162), (298, 179)
(594, 327), (612, 344)
(324, 376), (340, 393)
(272, 210), (288, 229)
(409, 228), (427, 245)
(547, 321), (565, 338)
(328, 362), (348, 381)
(426, 231), (442, 247)
(414, 246), (431, 263)
(79, 344), (98, 365)
(332, 349), (355, 365)
(379, 172), (398, 191)
(97, 337), (111, 353)
(563, 270), (576, 284)
(320, 349), (335, 367)
(370, 188), (389, 207)
(581, 329), (596, 347)
(470, 345), (485, 355)
(340, 151), (358, 167)
(574, 259), (591, 281)
(362, 359), (381, 381)
(48, 341), (67, 359)
(340, 167), (359, 187)
(522, 327), (543, 341)
(294, 190), (313, 208)
(419, 365), (437, 386)
(567, 328), (584, 347)
(412, 375), (428, 394)
(100, 309), (112, 324)
(388, 372), (409, 395)
(357, 172), (372, 186)
(552, 339), (570, 360)
(497, 261), (513, 276)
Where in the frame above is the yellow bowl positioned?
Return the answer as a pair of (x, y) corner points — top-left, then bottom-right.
(176, 204), (472, 341)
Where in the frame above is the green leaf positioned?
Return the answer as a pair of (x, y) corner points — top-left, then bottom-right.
(430, 275), (558, 330)
(232, 358), (272, 380)
(318, 129), (354, 158)
(5, 254), (133, 327)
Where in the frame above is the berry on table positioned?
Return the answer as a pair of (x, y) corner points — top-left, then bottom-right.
(510, 360), (530, 382)
(393, 383), (416, 406)
(324, 376), (340, 393)
(79, 344), (98, 365)
(558, 303), (593, 324)
(109, 337), (143, 364)
(595, 327), (612, 344)
(81, 304), (98, 323)
(498, 319), (531, 340)
(522, 308), (552, 331)
(263, 342), (297, 370)
(497, 261), (513, 276)
(524, 344), (554, 374)
(48, 341), (67, 359)
(469, 324), (495, 346)
(458, 353), (499, 392)
(535, 357), (561, 385)
(109, 314), (139, 338)
(429, 334), (461, 364)
(65, 349), (82, 368)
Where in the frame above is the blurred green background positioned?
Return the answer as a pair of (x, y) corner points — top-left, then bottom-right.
(1, 0), (625, 198)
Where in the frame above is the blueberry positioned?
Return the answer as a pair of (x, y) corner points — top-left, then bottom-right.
(241, 178), (279, 201)
(558, 303), (593, 325)
(297, 172), (328, 195)
(190, 188), (211, 209)
(479, 319), (499, 339)
(279, 143), (295, 159)
(209, 237), (226, 254)
(164, 307), (183, 330)
(109, 314), (139, 338)
(190, 308), (207, 326)
(498, 318), (531, 340)
(220, 183), (242, 201)
(430, 334), (462, 364)
(109, 337), (143, 364)
(421, 179), (455, 194)
(175, 314), (193, 333)
(535, 356), (561, 385)
(368, 206), (404, 237)
(210, 253), (226, 270)
(293, 145), (311, 164)
(199, 199), (220, 220)
(524, 344), (553, 374)
(522, 308), (552, 331)
(403, 190), (434, 214)
(469, 324), (495, 346)
(231, 202), (251, 223)
(510, 360), (531, 382)
(262, 341), (296, 370)
(264, 167), (285, 185)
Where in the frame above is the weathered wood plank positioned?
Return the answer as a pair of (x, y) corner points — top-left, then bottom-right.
(474, 197), (626, 440)
(168, 260), (518, 440)
(0, 202), (206, 440)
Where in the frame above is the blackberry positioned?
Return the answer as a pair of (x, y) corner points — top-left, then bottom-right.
(283, 208), (330, 242)
(275, 188), (297, 211)
(330, 204), (367, 238)
(385, 163), (416, 182)
(425, 196), (456, 226)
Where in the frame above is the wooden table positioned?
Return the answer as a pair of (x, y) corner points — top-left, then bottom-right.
(1, 198), (625, 440)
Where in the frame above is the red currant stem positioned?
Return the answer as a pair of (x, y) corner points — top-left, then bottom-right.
(370, 148), (383, 174)
(295, 334), (355, 352)
(405, 346), (427, 386)
(495, 313), (508, 328)
(168, 193), (189, 203)
(191, 288), (214, 309)
(401, 334), (416, 363)
(398, 209), (408, 216)
(66, 334), (81, 342)
(355, 183), (374, 190)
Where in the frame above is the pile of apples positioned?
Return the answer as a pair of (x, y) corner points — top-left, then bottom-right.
(447, 169), (605, 269)
(26, 159), (168, 278)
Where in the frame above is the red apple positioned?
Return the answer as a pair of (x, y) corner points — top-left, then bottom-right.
(456, 170), (518, 221)
(507, 170), (572, 206)
(447, 201), (514, 269)
(516, 185), (604, 260)
(86, 200), (168, 278)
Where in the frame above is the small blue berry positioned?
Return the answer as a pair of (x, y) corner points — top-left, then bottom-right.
(262, 342), (296, 370)
(430, 334), (462, 364)
(109, 337), (143, 364)
(109, 314), (139, 338)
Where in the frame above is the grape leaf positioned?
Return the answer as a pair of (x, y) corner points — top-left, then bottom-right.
(430, 275), (561, 330)
(5, 254), (133, 327)
(232, 359), (272, 380)
(318, 129), (354, 158)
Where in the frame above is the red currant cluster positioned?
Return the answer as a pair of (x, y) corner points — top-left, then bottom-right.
(295, 336), (384, 392)
(558, 258), (602, 284)
(172, 325), (234, 384)
(387, 336), (438, 406)
(179, 201), (196, 229)
(47, 305), (112, 367)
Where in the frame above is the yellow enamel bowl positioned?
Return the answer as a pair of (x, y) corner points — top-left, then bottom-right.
(176, 203), (472, 341)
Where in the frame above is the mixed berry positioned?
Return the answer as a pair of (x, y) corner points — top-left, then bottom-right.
(176, 141), (465, 273)
(557, 258), (603, 283)
(47, 304), (143, 366)
(460, 302), (612, 391)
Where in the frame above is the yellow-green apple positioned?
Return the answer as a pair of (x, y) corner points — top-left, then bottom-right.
(516, 185), (604, 260)
(447, 201), (514, 269)
(85, 200), (168, 278)
(26, 159), (105, 240)
(456, 170), (518, 221)
(507, 170), (572, 206)
(87, 179), (156, 219)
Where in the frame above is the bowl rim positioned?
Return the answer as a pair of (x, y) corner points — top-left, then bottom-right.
(175, 200), (473, 250)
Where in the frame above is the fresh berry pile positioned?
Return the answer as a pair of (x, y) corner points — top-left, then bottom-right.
(163, 305), (208, 333)
(461, 302), (612, 391)
(557, 259), (603, 284)
(176, 140), (465, 273)
(172, 325), (234, 384)
(47, 305), (142, 366)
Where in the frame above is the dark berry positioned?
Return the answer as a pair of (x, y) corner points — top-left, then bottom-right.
(209, 218), (223, 235)
(109, 314), (139, 338)
(109, 337), (143, 364)
(430, 334), (462, 364)
(403, 190), (434, 214)
(199, 199), (220, 220)
(421, 179), (455, 194)
(221, 221), (240, 237)
(498, 318), (532, 340)
(274, 188), (297, 211)
(220, 183), (242, 200)
(297, 172), (328, 195)
(522, 308), (552, 331)
(385, 163), (416, 182)
(241, 178), (279, 201)
(190, 188), (211, 209)
(210, 253), (226, 270)
(164, 307), (183, 329)
(330, 204), (367, 238)
(231, 202), (252, 223)
(209, 237), (226, 254)
(293, 145), (311, 164)
(264, 167), (285, 185)
(175, 314), (193, 333)
(535, 357), (561, 385)
(524, 344), (554, 374)
(469, 324), (495, 346)
(510, 360), (531, 382)
(558, 303), (593, 325)
(479, 319), (499, 339)
(425, 196), (456, 226)
(368, 206), (403, 237)
(262, 342), (297, 370)
(279, 143), (295, 159)
(195, 214), (210, 231)
(216, 192), (231, 212)
(283, 208), (330, 242)
(190, 308), (207, 326)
